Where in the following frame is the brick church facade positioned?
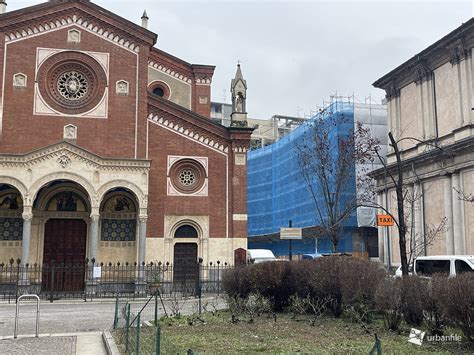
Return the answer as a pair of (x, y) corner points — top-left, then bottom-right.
(0, 0), (252, 271)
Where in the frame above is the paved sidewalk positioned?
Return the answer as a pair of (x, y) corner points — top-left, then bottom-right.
(0, 331), (106, 355)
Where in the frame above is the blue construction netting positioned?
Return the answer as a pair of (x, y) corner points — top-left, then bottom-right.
(247, 101), (357, 254)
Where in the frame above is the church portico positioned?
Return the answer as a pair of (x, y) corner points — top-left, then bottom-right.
(0, 141), (150, 267)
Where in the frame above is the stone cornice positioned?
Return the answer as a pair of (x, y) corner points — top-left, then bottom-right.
(1, 2), (157, 50)
(370, 135), (474, 181)
(148, 112), (229, 154)
(0, 141), (151, 172)
(373, 18), (474, 92)
(148, 93), (229, 139)
(148, 49), (215, 85)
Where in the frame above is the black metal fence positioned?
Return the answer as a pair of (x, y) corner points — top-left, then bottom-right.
(0, 259), (233, 302)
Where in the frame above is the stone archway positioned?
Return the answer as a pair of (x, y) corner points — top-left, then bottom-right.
(32, 180), (91, 293)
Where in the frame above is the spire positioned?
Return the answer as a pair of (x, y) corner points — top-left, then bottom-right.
(230, 62), (248, 127)
(141, 10), (149, 29)
(235, 63), (243, 80)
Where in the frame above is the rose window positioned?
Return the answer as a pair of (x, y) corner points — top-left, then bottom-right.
(37, 51), (107, 115)
(179, 169), (196, 186)
(57, 71), (89, 101)
(170, 159), (206, 194)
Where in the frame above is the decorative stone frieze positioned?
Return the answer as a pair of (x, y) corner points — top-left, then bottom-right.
(6, 16), (140, 52)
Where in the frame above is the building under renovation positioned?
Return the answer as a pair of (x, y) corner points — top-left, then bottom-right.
(246, 97), (387, 257)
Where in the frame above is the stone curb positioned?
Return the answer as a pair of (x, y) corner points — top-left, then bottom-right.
(102, 330), (120, 355)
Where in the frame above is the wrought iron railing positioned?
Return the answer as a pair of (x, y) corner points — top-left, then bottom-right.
(0, 258), (233, 302)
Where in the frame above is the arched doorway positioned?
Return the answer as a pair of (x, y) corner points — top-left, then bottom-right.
(173, 224), (199, 290)
(34, 181), (90, 293)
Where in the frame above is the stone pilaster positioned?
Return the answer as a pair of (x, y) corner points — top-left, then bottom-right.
(89, 208), (100, 261)
(451, 172), (464, 254)
(443, 175), (455, 254)
(21, 206), (33, 267)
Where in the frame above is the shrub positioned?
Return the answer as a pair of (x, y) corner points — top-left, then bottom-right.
(423, 275), (449, 336)
(438, 273), (474, 342)
(221, 266), (253, 299)
(309, 257), (386, 317)
(400, 276), (429, 326)
(251, 261), (296, 311)
(222, 257), (387, 316)
(375, 278), (403, 331)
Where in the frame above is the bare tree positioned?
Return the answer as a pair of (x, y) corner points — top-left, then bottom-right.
(295, 112), (379, 253)
(370, 133), (451, 275)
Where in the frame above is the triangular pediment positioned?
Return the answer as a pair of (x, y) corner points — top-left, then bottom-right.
(0, 141), (150, 170)
(0, 0), (157, 48)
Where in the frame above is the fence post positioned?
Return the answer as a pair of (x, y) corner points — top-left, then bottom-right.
(154, 293), (158, 325)
(125, 303), (130, 353)
(136, 313), (141, 355)
(50, 261), (55, 303)
(155, 324), (161, 355)
(113, 295), (119, 329)
(217, 261), (220, 296)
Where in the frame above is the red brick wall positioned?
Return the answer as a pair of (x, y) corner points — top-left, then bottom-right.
(0, 27), (141, 159)
(147, 122), (228, 238)
(194, 84), (211, 118)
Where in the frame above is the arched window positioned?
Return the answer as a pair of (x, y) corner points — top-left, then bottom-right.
(0, 189), (23, 241)
(174, 225), (198, 238)
(101, 194), (137, 242)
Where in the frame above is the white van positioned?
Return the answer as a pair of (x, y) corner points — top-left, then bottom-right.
(414, 255), (474, 277)
(247, 249), (278, 264)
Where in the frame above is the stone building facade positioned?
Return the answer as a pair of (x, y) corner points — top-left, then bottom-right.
(372, 18), (474, 266)
(0, 0), (252, 270)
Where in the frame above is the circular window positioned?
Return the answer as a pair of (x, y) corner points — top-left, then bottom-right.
(153, 87), (164, 97)
(170, 159), (206, 194)
(37, 51), (107, 115)
(148, 81), (170, 99)
(57, 71), (88, 101)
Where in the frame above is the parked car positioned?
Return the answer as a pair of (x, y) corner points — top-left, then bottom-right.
(413, 255), (474, 277)
(247, 249), (279, 264)
(301, 253), (323, 260)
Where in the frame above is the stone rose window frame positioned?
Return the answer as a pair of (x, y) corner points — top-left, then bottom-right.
(37, 51), (107, 115)
(169, 158), (207, 195)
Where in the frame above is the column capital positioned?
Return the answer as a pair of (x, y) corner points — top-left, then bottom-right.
(139, 215), (148, 224)
(22, 205), (33, 221)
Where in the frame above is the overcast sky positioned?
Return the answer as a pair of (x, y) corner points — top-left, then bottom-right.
(11, 1), (474, 119)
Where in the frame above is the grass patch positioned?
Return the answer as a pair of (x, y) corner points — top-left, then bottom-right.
(156, 311), (473, 354)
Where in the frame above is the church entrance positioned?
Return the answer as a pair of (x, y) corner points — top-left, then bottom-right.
(42, 219), (87, 293)
(173, 243), (199, 290)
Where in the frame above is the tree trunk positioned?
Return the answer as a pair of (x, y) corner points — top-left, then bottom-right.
(388, 132), (409, 276)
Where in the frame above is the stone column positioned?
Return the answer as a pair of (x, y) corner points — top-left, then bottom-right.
(451, 172), (464, 254)
(138, 215), (148, 266)
(444, 175), (455, 254)
(413, 182), (424, 255)
(21, 206), (33, 267)
(89, 209), (100, 261)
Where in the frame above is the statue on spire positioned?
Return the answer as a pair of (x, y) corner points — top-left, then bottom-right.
(230, 63), (248, 127)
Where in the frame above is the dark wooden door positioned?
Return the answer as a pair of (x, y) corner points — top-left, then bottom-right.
(42, 219), (87, 292)
(173, 243), (198, 286)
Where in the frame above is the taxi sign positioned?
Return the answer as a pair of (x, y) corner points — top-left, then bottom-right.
(377, 214), (394, 226)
